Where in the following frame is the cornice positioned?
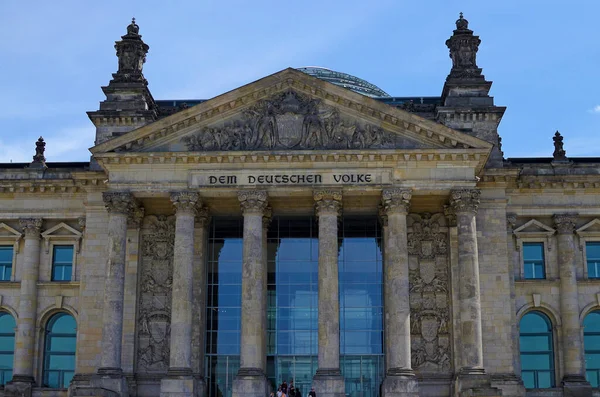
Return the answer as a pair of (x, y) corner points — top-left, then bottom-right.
(0, 172), (106, 194)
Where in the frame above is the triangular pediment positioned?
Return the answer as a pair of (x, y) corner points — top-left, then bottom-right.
(91, 68), (492, 157)
(513, 219), (556, 236)
(41, 222), (83, 253)
(577, 219), (600, 236)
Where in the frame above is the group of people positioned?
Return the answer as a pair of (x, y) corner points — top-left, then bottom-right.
(271, 380), (316, 397)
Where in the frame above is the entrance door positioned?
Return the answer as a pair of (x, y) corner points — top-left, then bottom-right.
(269, 356), (317, 396)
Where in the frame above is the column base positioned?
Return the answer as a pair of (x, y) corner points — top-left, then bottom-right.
(5, 375), (35, 397)
(160, 368), (205, 397)
(381, 369), (419, 397)
(489, 374), (525, 397)
(88, 367), (129, 397)
(454, 369), (502, 397)
(313, 368), (345, 397)
(232, 368), (269, 397)
(562, 375), (592, 397)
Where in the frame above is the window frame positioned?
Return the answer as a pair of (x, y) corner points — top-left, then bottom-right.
(0, 312), (15, 386)
(583, 310), (600, 388)
(0, 223), (22, 282)
(0, 246), (15, 282)
(522, 241), (547, 280)
(513, 219), (555, 280)
(584, 241), (600, 280)
(42, 312), (77, 389)
(519, 310), (556, 389)
(41, 223), (82, 282)
(50, 245), (75, 282)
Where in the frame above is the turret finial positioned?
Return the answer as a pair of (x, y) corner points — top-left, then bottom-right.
(456, 12), (469, 30)
(30, 136), (47, 168)
(553, 131), (568, 161)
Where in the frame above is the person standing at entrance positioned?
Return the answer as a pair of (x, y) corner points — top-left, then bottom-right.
(308, 387), (316, 397)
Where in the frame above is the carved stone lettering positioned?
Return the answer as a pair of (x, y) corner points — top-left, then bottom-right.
(408, 213), (451, 373)
(136, 215), (175, 372)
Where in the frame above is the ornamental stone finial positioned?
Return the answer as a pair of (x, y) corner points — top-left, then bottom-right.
(313, 190), (342, 217)
(446, 12), (482, 79)
(103, 192), (135, 215)
(553, 213), (578, 234)
(113, 17), (149, 84)
(381, 188), (411, 215)
(552, 131), (567, 162)
(170, 191), (200, 215)
(238, 190), (268, 214)
(30, 136), (47, 168)
(19, 218), (42, 238)
(456, 12), (469, 30)
(449, 189), (480, 214)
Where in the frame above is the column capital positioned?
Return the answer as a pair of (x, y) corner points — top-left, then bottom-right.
(19, 218), (42, 238)
(313, 189), (342, 217)
(103, 192), (135, 215)
(449, 189), (480, 214)
(238, 190), (268, 215)
(443, 205), (457, 227)
(553, 213), (578, 234)
(381, 188), (411, 215)
(127, 203), (145, 229)
(170, 191), (200, 215)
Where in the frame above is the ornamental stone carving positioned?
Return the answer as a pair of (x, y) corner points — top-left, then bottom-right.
(407, 213), (451, 373)
(180, 90), (407, 151)
(449, 189), (480, 214)
(137, 215), (175, 372)
(553, 213), (578, 234)
(263, 206), (273, 229)
(506, 213), (517, 232)
(196, 207), (210, 227)
(19, 218), (42, 238)
(314, 190), (342, 216)
(238, 190), (268, 214)
(103, 192), (135, 215)
(170, 191), (200, 214)
(128, 202), (145, 229)
(381, 188), (411, 214)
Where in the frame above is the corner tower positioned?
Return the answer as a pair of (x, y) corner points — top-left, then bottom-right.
(436, 13), (506, 167)
(88, 18), (157, 146)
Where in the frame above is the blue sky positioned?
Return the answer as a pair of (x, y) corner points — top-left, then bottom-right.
(0, 0), (599, 162)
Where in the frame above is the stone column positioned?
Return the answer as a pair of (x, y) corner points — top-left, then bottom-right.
(233, 190), (269, 397)
(380, 189), (419, 397)
(449, 189), (500, 396)
(261, 208), (272, 375)
(554, 213), (592, 395)
(312, 190), (345, 397)
(5, 218), (42, 396)
(93, 191), (135, 395)
(161, 192), (203, 397)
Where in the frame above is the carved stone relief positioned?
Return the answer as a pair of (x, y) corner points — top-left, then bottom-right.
(136, 215), (175, 372)
(408, 213), (452, 373)
(180, 90), (426, 151)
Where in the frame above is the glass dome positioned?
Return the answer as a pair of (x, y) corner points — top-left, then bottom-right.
(297, 67), (390, 98)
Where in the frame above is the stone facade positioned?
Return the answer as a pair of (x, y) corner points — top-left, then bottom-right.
(1, 14), (600, 397)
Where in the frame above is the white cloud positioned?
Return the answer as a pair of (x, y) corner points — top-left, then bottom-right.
(590, 105), (600, 114)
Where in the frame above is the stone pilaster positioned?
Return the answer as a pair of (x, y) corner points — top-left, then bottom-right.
(261, 207), (272, 375)
(5, 218), (42, 397)
(160, 192), (203, 397)
(449, 189), (501, 397)
(554, 213), (592, 396)
(232, 191), (270, 397)
(92, 191), (136, 396)
(312, 190), (345, 397)
(380, 189), (419, 397)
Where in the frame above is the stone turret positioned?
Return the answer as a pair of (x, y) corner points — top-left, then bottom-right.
(88, 18), (157, 146)
(436, 13), (506, 168)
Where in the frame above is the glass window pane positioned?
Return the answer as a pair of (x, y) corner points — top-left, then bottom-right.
(519, 335), (551, 352)
(44, 313), (76, 389)
(519, 312), (555, 388)
(520, 312), (550, 333)
(584, 335), (600, 352)
(523, 243), (544, 261)
(0, 313), (16, 331)
(521, 354), (551, 370)
(537, 371), (553, 388)
(584, 311), (600, 332)
(53, 246), (73, 263)
(586, 242), (600, 260)
(48, 355), (75, 370)
(521, 371), (534, 389)
(586, 370), (599, 388)
(0, 247), (12, 263)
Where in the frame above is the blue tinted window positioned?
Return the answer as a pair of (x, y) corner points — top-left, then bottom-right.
(519, 311), (554, 388)
(0, 246), (13, 281)
(523, 243), (545, 279)
(586, 242), (600, 279)
(43, 313), (76, 388)
(0, 313), (15, 385)
(52, 246), (73, 282)
(584, 311), (600, 387)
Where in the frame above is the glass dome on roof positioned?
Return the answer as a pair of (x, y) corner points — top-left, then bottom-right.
(297, 67), (390, 98)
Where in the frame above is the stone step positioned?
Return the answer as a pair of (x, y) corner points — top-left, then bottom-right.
(70, 386), (119, 397)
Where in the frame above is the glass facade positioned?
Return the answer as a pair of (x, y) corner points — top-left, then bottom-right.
(43, 313), (76, 388)
(519, 311), (554, 389)
(523, 243), (545, 280)
(0, 246), (12, 281)
(0, 312), (15, 385)
(52, 245), (73, 282)
(586, 242), (600, 279)
(584, 311), (600, 387)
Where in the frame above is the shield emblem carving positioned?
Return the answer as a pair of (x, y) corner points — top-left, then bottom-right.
(275, 113), (304, 148)
(421, 241), (433, 258)
(148, 313), (170, 342)
(420, 315), (439, 342)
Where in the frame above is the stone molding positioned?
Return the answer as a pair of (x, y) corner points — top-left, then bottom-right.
(19, 218), (42, 238)
(238, 190), (268, 214)
(103, 192), (135, 215)
(313, 189), (342, 217)
(553, 213), (578, 235)
(170, 191), (200, 215)
(381, 188), (412, 215)
(449, 189), (480, 214)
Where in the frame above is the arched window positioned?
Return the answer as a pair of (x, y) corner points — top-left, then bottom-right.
(519, 311), (555, 389)
(0, 312), (15, 385)
(584, 310), (600, 387)
(43, 313), (76, 388)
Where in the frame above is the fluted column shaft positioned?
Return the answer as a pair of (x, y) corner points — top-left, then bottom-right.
(100, 192), (134, 371)
(12, 218), (42, 381)
(381, 189), (414, 376)
(238, 191), (269, 373)
(450, 189), (484, 373)
(554, 213), (586, 381)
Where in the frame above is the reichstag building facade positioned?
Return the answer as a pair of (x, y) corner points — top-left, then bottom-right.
(0, 14), (599, 397)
